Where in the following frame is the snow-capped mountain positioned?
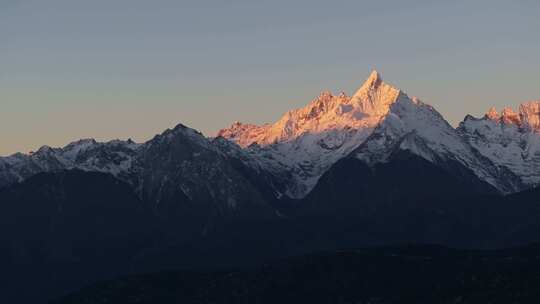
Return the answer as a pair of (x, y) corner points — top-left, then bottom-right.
(217, 71), (524, 197)
(0, 124), (277, 220)
(0, 139), (141, 189)
(217, 71), (403, 198)
(217, 71), (397, 148)
(458, 102), (540, 188)
(350, 92), (523, 193)
(1, 70), (537, 201)
(138, 124), (276, 219)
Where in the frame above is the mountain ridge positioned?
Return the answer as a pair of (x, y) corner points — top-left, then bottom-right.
(1, 71), (539, 198)
(217, 71), (532, 196)
(2, 71), (540, 303)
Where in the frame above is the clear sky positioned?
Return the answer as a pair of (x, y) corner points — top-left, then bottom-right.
(1, 0), (539, 156)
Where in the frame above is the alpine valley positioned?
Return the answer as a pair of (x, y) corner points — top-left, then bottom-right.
(3, 71), (540, 303)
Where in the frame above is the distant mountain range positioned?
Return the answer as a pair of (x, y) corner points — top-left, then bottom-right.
(2, 71), (540, 303)
(3, 71), (538, 199)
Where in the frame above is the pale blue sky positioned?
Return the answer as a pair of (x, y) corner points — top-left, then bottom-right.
(1, 0), (539, 155)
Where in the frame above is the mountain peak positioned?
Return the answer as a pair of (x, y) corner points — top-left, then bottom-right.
(318, 90), (333, 98)
(519, 101), (540, 132)
(477, 102), (540, 132)
(350, 70), (401, 117)
(36, 145), (55, 154)
(367, 70), (382, 83)
(215, 70), (407, 198)
(359, 70), (383, 91)
(217, 70), (403, 149)
(501, 107), (521, 125)
(485, 107), (500, 120)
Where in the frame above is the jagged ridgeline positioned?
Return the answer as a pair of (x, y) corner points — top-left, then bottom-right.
(2, 71), (540, 303)
(3, 71), (540, 199)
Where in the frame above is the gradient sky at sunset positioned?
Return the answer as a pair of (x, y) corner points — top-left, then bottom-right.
(1, 0), (539, 155)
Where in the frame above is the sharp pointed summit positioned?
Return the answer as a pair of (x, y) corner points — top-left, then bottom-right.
(357, 70), (384, 91)
(350, 70), (401, 117)
(216, 70), (409, 197)
(218, 70), (403, 149)
(365, 69), (383, 86)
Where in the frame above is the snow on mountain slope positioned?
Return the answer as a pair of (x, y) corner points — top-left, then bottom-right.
(217, 71), (404, 198)
(138, 124), (275, 216)
(219, 71), (525, 197)
(458, 102), (540, 188)
(352, 93), (523, 193)
(0, 124), (277, 218)
(0, 139), (141, 189)
(1, 71), (535, 200)
(218, 71), (398, 147)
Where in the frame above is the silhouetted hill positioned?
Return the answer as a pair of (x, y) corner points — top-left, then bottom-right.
(3, 168), (540, 303)
(52, 245), (540, 304)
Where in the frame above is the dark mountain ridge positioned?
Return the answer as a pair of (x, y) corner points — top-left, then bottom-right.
(53, 244), (540, 304)
(2, 164), (540, 303)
